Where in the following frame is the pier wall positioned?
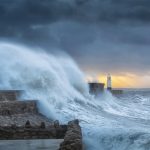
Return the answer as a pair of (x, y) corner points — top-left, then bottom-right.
(0, 101), (37, 115)
(0, 90), (22, 101)
(0, 123), (67, 140)
(111, 90), (123, 95)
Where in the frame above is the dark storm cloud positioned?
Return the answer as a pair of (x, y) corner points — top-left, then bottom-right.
(1, 0), (150, 75)
(1, 0), (150, 25)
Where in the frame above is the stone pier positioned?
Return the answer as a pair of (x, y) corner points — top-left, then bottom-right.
(0, 90), (83, 150)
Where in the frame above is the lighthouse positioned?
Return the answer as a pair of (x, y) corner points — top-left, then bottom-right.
(107, 74), (112, 90)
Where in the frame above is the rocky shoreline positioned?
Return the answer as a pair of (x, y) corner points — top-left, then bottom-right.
(0, 90), (83, 150)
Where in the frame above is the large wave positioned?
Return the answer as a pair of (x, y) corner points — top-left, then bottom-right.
(0, 42), (90, 120)
(1, 42), (150, 150)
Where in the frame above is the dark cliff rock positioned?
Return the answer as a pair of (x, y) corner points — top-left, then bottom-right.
(59, 119), (83, 150)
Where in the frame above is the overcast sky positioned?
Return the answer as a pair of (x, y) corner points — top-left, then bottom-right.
(1, 0), (150, 85)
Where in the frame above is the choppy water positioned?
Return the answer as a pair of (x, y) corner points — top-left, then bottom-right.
(82, 90), (150, 150)
(0, 42), (150, 150)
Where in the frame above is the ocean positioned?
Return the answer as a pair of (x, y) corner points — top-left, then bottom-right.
(82, 89), (150, 150)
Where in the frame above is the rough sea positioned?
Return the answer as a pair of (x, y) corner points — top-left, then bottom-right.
(83, 89), (150, 150)
(0, 42), (150, 150)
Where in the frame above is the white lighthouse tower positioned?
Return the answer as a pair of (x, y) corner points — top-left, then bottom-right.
(107, 74), (112, 90)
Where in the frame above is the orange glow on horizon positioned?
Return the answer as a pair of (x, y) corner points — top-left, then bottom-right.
(86, 73), (143, 88)
(98, 74), (138, 88)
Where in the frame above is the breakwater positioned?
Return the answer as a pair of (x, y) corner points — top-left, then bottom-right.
(0, 90), (83, 150)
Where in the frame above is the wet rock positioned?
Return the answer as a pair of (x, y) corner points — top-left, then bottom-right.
(59, 119), (83, 150)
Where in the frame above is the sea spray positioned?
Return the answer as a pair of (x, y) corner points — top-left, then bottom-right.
(1, 42), (150, 150)
(0, 42), (89, 120)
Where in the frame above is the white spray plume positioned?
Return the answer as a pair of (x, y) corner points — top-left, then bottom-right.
(0, 42), (89, 121)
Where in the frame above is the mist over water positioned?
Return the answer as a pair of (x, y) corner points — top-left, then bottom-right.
(1, 42), (150, 150)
